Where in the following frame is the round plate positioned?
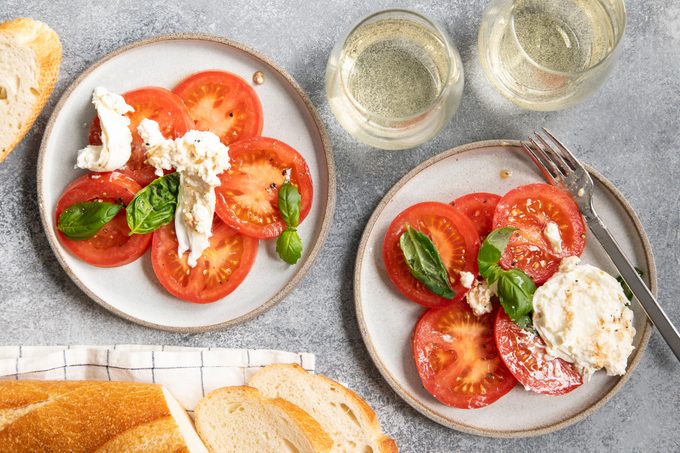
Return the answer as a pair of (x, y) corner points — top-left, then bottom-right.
(38, 34), (335, 332)
(354, 140), (655, 437)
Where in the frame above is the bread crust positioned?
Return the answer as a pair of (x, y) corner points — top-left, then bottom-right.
(0, 380), (191, 452)
(195, 386), (332, 453)
(250, 364), (398, 452)
(95, 415), (188, 453)
(0, 17), (61, 163)
(269, 395), (334, 452)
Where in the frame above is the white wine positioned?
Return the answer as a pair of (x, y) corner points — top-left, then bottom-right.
(343, 18), (449, 122)
(512, 2), (615, 73)
(478, 0), (625, 111)
(326, 10), (464, 150)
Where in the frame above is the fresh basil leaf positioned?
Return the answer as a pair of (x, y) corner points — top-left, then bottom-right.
(276, 228), (303, 264)
(478, 227), (538, 329)
(57, 201), (122, 240)
(616, 267), (645, 301)
(478, 227), (517, 283)
(126, 172), (180, 235)
(276, 181), (304, 265)
(514, 315), (534, 332)
(399, 226), (454, 299)
(278, 182), (301, 228)
(497, 268), (536, 324)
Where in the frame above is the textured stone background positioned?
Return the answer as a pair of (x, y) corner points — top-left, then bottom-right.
(1, 1), (679, 451)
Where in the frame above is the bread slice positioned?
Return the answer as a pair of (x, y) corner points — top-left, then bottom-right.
(0, 18), (61, 163)
(194, 386), (332, 453)
(0, 380), (207, 452)
(249, 364), (398, 453)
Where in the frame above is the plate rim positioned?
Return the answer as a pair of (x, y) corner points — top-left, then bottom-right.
(36, 33), (336, 333)
(353, 139), (655, 438)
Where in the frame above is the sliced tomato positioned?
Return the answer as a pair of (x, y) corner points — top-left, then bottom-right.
(493, 183), (586, 284)
(89, 87), (194, 186)
(151, 219), (258, 303)
(494, 310), (582, 395)
(172, 70), (263, 145)
(55, 172), (151, 267)
(413, 303), (516, 409)
(215, 137), (313, 239)
(450, 192), (501, 238)
(382, 202), (480, 308)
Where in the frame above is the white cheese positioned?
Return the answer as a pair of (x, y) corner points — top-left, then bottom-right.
(532, 256), (636, 379)
(543, 221), (563, 255)
(459, 271), (475, 289)
(138, 119), (230, 267)
(76, 87), (134, 172)
(466, 279), (494, 316)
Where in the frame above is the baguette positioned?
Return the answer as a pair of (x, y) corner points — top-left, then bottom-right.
(0, 380), (207, 453)
(249, 364), (398, 453)
(194, 386), (333, 453)
(0, 18), (61, 163)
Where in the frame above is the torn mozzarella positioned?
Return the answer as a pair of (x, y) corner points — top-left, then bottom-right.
(76, 87), (134, 172)
(543, 221), (563, 254)
(466, 280), (494, 316)
(459, 271), (475, 289)
(138, 119), (230, 267)
(532, 256), (636, 379)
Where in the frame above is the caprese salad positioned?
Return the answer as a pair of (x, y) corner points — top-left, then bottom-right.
(383, 183), (637, 409)
(55, 70), (313, 304)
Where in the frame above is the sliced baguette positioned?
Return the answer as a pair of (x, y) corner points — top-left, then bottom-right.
(0, 17), (61, 163)
(249, 364), (398, 453)
(0, 380), (207, 453)
(194, 386), (332, 453)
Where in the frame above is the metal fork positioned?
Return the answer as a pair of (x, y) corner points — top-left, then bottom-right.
(522, 128), (680, 362)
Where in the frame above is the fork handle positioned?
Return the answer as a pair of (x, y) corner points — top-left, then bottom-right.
(587, 217), (680, 362)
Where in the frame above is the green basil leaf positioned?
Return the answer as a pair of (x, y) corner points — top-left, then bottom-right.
(126, 172), (180, 235)
(57, 201), (123, 240)
(399, 226), (454, 299)
(616, 267), (645, 301)
(478, 227), (517, 283)
(278, 182), (301, 228)
(497, 268), (537, 324)
(514, 315), (536, 333)
(275, 182), (304, 265)
(276, 228), (303, 264)
(478, 227), (538, 330)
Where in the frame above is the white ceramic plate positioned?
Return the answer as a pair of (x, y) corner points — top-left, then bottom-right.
(38, 35), (335, 332)
(354, 140), (655, 437)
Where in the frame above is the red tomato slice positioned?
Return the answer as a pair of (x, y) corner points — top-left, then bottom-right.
(450, 192), (501, 238)
(151, 219), (258, 303)
(215, 137), (313, 239)
(382, 202), (480, 308)
(493, 183), (586, 284)
(413, 303), (517, 409)
(89, 87), (194, 186)
(494, 310), (582, 395)
(55, 172), (151, 267)
(172, 70), (263, 145)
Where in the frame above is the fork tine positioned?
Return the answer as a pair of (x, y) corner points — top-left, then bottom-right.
(521, 141), (558, 185)
(528, 137), (565, 179)
(533, 132), (573, 174)
(541, 128), (581, 170)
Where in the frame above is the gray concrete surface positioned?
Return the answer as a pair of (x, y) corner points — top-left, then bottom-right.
(1, 1), (679, 451)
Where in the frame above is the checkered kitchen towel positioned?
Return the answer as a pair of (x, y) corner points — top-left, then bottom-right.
(0, 345), (315, 411)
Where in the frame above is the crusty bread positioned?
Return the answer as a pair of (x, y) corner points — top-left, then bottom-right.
(0, 18), (61, 163)
(194, 386), (333, 453)
(249, 364), (398, 453)
(0, 380), (207, 453)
